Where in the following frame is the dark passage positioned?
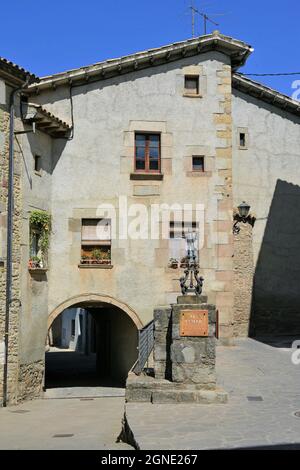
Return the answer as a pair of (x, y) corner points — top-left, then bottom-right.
(45, 304), (138, 389)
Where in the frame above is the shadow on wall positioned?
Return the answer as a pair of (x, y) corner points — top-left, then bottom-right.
(250, 179), (300, 337)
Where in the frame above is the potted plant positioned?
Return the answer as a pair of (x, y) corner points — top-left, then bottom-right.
(168, 258), (179, 269)
(28, 256), (41, 269)
(81, 254), (90, 265)
(100, 249), (111, 265)
(91, 248), (102, 264)
(29, 210), (51, 268)
(89, 248), (111, 265)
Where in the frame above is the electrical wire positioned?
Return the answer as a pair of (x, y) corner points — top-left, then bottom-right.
(239, 72), (300, 77)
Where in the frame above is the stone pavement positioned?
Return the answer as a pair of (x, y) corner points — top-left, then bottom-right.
(0, 397), (132, 450)
(125, 337), (300, 449)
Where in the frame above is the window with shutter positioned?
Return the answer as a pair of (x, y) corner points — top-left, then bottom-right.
(81, 219), (111, 265)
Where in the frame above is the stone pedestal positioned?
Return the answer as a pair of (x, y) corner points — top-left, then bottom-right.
(126, 295), (227, 405)
(171, 296), (217, 390)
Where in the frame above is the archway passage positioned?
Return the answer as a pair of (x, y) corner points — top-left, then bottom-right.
(45, 301), (138, 394)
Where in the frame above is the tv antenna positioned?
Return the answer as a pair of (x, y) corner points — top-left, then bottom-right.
(189, 2), (226, 36)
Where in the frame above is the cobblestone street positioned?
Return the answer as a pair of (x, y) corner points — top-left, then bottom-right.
(126, 338), (300, 449)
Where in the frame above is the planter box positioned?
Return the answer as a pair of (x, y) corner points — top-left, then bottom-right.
(80, 259), (111, 265)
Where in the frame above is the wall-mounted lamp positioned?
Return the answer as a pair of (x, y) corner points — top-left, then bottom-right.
(233, 201), (253, 234)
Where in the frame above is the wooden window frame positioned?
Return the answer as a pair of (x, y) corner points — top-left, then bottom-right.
(134, 132), (161, 174)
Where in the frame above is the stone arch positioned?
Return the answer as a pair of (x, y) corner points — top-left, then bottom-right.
(47, 293), (143, 331)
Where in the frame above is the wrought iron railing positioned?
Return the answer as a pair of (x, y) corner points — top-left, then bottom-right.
(133, 320), (154, 375)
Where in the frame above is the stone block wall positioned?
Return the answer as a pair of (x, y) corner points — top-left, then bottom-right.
(18, 360), (44, 402)
(233, 222), (254, 336)
(171, 302), (216, 390)
(153, 307), (172, 380)
(0, 98), (23, 405)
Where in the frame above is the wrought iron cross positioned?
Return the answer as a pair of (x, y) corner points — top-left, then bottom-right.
(179, 232), (204, 297)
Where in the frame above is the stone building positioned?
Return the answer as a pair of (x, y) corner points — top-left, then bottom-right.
(1, 31), (300, 405)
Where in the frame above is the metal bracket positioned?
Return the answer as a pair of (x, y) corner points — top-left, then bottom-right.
(14, 122), (36, 135)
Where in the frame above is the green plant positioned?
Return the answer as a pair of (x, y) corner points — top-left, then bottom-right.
(101, 250), (111, 260)
(29, 210), (51, 260)
(91, 249), (102, 260)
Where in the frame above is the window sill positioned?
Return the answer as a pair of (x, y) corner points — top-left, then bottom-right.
(183, 93), (202, 98)
(78, 264), (114, 269)
(28, 268), (48, 274)
(186, 171), (212, 177)
(130, 173), (164, 181)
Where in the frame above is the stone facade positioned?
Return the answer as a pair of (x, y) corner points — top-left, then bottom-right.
(2, 33), (300, 404)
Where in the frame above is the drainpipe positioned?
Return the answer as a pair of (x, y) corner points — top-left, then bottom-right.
(3, 76), (30, 407)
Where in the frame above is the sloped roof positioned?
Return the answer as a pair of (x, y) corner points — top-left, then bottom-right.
(0, 57), (38, 86)
(27, 32), (253, 92)
(22, 102), (71, 138)
(233, 73), (300, 117)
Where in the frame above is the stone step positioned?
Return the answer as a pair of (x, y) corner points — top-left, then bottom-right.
(126, 384), (228, 404)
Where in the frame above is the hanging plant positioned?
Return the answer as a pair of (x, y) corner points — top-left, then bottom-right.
(29, 210), (51, 262)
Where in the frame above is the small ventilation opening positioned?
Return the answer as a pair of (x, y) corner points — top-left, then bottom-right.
(240, 133), (246, 147)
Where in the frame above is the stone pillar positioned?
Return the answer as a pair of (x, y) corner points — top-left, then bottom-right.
(233, 221), (254, 337)
(153, 307), (172, 380)
(171, 296), (216, 390)
(126, 295), (227, 404)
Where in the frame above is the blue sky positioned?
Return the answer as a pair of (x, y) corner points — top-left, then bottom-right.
(2, 0), (299, 97)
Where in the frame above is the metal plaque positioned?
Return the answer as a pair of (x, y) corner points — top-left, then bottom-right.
(180, 310), (209, 337)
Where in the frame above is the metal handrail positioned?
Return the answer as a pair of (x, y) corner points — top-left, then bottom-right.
(133, 320), (154, 375)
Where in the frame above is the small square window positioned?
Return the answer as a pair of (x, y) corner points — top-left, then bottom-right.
(192, 156), (204, 172)
(34, 155), (42, 173)
(184, 75), (199, 95)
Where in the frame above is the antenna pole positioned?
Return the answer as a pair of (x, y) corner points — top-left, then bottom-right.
(190, 1), (195, 38)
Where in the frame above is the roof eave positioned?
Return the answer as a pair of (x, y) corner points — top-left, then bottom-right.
(0, 59), (38, 87)
(27, 34), (253, 93)
(233, 74), (300, 117)
(21, 102), (71, 138)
